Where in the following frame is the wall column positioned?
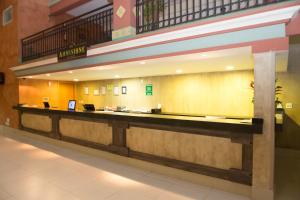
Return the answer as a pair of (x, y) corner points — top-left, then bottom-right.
(252, 52), (276, 200)
(112, 0), (136, 40)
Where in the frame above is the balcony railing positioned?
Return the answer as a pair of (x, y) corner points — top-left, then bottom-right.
(21, 3), (113, 62)
(136, 0), (287, 34)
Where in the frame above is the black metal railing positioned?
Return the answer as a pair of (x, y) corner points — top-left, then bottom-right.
(22, 3), (113, 62)
(136, 0), (286, 34)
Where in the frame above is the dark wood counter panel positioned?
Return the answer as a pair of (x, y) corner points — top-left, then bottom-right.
(14, 106), (263, 185)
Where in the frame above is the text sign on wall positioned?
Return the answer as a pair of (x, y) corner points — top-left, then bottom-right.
(58, 44), (87, 62)
(146, 84), (153, 96)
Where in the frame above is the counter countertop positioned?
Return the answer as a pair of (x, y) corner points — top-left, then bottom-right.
(14, 106), (263, 134)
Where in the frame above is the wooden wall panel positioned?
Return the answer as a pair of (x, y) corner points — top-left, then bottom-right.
(127, 127), (242, 170)
(59, 118), (112, 145)
(19, 79), (74, 110)
(21, 113), (52, 132)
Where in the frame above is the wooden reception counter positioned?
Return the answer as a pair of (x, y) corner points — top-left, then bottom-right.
(14, 106), (263, 185)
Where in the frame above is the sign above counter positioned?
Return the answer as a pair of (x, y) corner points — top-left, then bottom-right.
(146, 84), (153, 96)
(58, 44), (87, 62)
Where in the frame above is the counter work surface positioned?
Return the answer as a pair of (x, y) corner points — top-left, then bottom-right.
(14, 106), (263, 135)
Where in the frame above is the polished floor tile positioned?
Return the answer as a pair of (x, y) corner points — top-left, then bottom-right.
(0, 134), (250, 200)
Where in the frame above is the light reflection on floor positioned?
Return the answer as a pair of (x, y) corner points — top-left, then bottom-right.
(0, 134), (250, 200)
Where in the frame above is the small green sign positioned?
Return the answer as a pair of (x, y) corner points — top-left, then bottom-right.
(146, 84), (153, 96)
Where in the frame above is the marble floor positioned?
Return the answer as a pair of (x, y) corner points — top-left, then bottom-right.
(0, 134), (250, 200)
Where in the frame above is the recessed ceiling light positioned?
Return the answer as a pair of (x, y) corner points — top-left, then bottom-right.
(92, 66), (103, 70)
(139, 61), (146, 65)
(46, 74), (51, 77)
(176, 69), (183, 74)
(114, 75), (120, 78)
(200, 53), (208, 57)
(73, 78), (79, 82)
(226, 66), (235, 70)
(68, 71), (73, 74)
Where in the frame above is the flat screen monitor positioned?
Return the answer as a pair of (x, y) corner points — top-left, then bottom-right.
(83, 104), (95, 111)
(68, 100), (76, 111)
(43, 102), (50, 109)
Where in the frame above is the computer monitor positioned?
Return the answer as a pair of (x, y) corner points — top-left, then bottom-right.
(68, 100), (76, 111)
(43, 102), (50, 109)
(83, 104), (95, 111)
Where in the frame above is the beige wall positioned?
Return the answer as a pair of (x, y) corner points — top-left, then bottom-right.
(276, 38), (300, 150)
(276, 72), (300, 150)
(19, 70), (255, 117)
(277, 72), (300, 125)
(75, 70), (254, 117)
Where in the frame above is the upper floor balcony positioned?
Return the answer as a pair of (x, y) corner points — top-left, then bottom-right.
(21, 0), (288, 62)
(21, 3), (113, 62)
(136, 0), (289, 34)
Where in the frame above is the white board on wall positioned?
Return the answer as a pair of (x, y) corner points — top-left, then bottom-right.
(101, 86), (106, 95)
(93, 89), (100, 96)
(84, 87), (89, 95)
(114, 86), (119, 96)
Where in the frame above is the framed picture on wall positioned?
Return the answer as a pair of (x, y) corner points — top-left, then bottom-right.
(101, 86), (106, 95)
(114, 86), (119, 96)
(84, 87), (89, 95)
(122, 86), (127, 94)
(93, 89), (100, 96)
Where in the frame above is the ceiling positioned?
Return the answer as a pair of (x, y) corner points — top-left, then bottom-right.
(23, 47), (257, 82)
(67, 0), (111, 17)
(21, 46), (288, 82)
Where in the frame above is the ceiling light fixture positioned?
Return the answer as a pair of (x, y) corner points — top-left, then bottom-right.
(226, 66), (235, 70)
(200, 53), (208, 57)
(68, 71), (73, 74)
(176, 69), (183, 74)
(139, 61), (146, 65)
(114, 75), (120, 78)
(73, 78), (79, 82)
(46, 74), (51, 77)
(28, 76), (33, 79)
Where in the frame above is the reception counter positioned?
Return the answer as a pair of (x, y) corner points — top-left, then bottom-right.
(14, 106), (263, 185)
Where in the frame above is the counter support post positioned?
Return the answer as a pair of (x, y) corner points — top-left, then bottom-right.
(18, 110), (24, 130)
(110, 120), (129, 156)
(51, 114), (61, 139)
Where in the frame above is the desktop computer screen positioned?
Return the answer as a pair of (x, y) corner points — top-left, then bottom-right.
(68, 100), (76, 111)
